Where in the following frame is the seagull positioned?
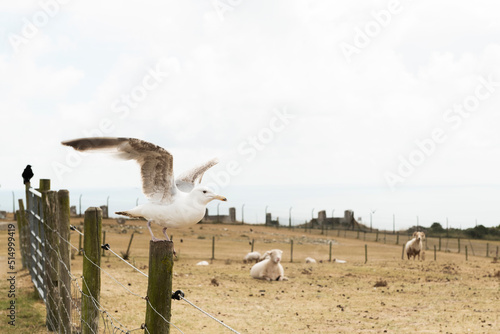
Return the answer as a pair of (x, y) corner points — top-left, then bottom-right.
(61, 137), (227, 247)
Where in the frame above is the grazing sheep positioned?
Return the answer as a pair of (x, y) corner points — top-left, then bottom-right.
(250, 249), (288, 281)
(196, 261), (209, 266)
(243, 251), (262, 264)
(305, 257), (317, 264)
(405, 231), (426, 260)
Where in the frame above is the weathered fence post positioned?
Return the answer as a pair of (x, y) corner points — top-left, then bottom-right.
(17, 200), (27, 269)
(468, 239), (475, 256)
(102, 231), (107, 257)
(125, 232), (135, 258)
(82, 207), (102, 334)
(401, 244), (405, 260)
(364, 245), (367, 264)
(329, 241), (332, 262)
(375, 231), (379, 242)
(290, 240), (293, 263)
(465, 245), (468, 261)
(251, 239), (254, 252)
(458, 238), (461, 253)
(211, 236), (215, 260)
(58, 190), (72, 334)
(434, 245), (436, 261)
(145, 240), (174, 334)
(357, 230), (360, 239)
(396, 232), (399, 245)
(43, 187), (60, 331)
(486, 243), (489, 257)
(78, 232), (83, 256)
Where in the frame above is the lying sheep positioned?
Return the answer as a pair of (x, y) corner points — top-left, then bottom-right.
(243, 251), (262, 264)
(305, 257), (317, 264)
(250, 249), (288, 281)
(405, 231), (425, 260)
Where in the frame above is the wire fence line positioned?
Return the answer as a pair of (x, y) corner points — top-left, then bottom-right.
(16, 180), (241, 333)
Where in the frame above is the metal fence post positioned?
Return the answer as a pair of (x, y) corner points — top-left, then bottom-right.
(145, 240), (174, 334)
(58, 190), (72, 334)
(82, 207), (102, 334)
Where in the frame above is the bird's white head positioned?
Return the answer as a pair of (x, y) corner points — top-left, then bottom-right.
(191, 186), (227, 205)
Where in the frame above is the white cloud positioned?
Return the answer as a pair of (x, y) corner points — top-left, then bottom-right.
(1, 0), (500, 228)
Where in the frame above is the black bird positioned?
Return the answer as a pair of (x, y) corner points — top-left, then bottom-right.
(22, 165), (34, 184)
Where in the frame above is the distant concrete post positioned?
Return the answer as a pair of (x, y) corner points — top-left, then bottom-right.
(229, 207), (236, 222)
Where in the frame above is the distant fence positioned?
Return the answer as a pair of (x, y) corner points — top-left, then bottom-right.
(16, 179), (241, 333)
(270, 224), (500, 258)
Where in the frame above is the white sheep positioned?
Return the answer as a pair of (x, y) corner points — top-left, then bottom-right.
(250, 249), (288, 281)
(405, 231), (426, 260)
(243, 251), (262, 263)
(305, 257), (317, 263)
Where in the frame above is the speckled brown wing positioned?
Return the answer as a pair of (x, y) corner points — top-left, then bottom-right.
(61, 137), (176, 203)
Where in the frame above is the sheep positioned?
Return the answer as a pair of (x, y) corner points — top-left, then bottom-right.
(250, 249), (288, 281)
(405, 231), (426, 260)
(305, 257), (317, 264)
(243, 251), (262, 264)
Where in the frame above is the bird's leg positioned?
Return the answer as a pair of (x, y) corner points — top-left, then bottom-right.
(162, 228), (171, 241)
(147, 220), (162, 242)
(162, 227), (177, 256)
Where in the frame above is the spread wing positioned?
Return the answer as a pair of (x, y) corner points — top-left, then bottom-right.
(61, 137), (176, 203)
(175, 158), (218, 192)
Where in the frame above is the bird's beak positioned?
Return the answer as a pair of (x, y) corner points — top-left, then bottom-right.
(215, 195), (227, 201)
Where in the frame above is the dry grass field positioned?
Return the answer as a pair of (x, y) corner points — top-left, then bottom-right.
(1, 217), (499, 333)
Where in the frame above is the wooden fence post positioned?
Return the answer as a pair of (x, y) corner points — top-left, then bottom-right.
(364, 245), (367, 264)
(458, 238), (460, 253)
(17, 200), (28, 269)
(78, 232), (83, 256)
(102, 231), (107, 257)
(82, 207), (102, 334)
(465, 246), (468, 261)
(58, 190), (72, 334)
(396, 232), (399, 245)
(486, 243), (489, 257)
(43, 187), (59, 331)
(329, 241), (332, 262)
(290, 240), (293, 263)
(251, 239), (254, 252)
(438, 237), (441, 251)
(211, 236), (215, 260)
(401, 244), (405, 260)
(145, 240), (174, 334)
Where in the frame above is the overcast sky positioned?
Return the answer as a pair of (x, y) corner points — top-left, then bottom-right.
(1, 0), (500, 229)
